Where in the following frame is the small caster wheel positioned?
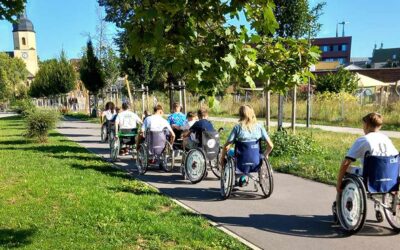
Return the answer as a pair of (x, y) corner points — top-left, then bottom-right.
(376, 210), (384, 223)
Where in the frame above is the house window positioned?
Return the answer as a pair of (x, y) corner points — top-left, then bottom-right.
(338, 58), (346, 64)
(341, 44), (347, 51)
(333, 45), (339, 52)
(22, 37), (26, 46)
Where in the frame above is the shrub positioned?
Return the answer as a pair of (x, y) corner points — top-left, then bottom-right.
(270, 130), (317, 157)
(25, 109), (60, 143)
(12, 98), (36, 116)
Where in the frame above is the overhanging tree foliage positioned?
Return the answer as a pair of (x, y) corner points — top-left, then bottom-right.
(0, 0), (26, 22)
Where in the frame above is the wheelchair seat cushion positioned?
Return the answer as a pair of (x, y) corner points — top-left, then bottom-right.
(363, 154), (400, 193)
(201, 131), (220, 160)
(235, 140), (262, 174)
(147, 130), (167, 155)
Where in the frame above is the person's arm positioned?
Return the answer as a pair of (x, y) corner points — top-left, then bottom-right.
(261, 126), (273, 158)
(167, 125), (175, 144)
(336, 159), (352, 193)
(219, 126), (238, 167)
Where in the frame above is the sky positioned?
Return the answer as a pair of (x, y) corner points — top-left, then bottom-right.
(0, 0), (399, 60)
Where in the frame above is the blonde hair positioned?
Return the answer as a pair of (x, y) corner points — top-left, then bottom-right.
(238, 105), (257, 131)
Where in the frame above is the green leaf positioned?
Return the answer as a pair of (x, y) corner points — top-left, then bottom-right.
(222, 54), (237, 68)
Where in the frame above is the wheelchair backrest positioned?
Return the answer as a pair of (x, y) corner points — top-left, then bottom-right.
(363, 154), (400, 193)
(235, 140), (262, 174)
(146, 130), (167, 155)
(201, 131), (220, 160)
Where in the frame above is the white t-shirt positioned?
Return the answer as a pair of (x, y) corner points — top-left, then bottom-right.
(142, 115), (171, 133)
(102, 110), (116, 121)
(115, 110), (141, 129)
(346, 132), (399, 164)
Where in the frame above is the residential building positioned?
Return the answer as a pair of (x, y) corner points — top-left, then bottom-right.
(371, 46), (400, 68)
(311, 36), (352, 65)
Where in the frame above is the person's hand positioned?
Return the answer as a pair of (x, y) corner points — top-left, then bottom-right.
(219, 157), (226, 168)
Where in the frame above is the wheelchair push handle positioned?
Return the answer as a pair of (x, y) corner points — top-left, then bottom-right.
(218, 127), (224, 133)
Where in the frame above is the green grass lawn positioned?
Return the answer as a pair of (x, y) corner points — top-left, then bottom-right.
(0, 116), (247, 250)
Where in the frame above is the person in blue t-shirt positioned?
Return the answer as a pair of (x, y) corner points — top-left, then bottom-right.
(167, 102), (186, 129)
(220, 105), (274, 186)
(183, 108), (214, 149)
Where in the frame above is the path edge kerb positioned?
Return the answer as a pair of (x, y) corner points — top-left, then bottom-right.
(75, 142), (262, 250)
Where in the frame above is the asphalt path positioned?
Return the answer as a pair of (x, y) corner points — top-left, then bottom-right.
(57, 119), (400, 250)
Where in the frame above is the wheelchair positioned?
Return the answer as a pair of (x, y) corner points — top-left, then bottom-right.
(220, 140), (274, 199)
(101, 120), (115, 143)
(136, 129), (175, 175)
(333, 154), (400, 234)
(180, 129), (222, 184)
(109, 128), (138, 162)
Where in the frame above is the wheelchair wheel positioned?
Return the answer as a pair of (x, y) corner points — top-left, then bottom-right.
(110, 137), (120, 162)
(137, 144), (148, 175)
(259, 158), (274, 198)
(101, 124), (108, 143)
(220, 159), (235, 200)
(336, 174), (367, 233)
(383, 193), (400, 232)
(109, 130), (115, 148)
(185, 149), (207, 184)
(162, 142), (175, 172)
(209, 148), (221, 179)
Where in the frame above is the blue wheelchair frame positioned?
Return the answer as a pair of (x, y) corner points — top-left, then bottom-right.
(220, 140), (274, 199)
(335, 154), (400, 233)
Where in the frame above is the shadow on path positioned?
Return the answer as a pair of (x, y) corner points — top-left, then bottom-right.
(0, 228), (36, 248)
(204, 213), (397, 239)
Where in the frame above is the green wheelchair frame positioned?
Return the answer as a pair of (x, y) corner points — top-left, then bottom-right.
(110, 129), (138, 162)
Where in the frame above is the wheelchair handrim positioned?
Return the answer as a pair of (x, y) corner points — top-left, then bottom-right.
(110, 138), (119, 161)
(221, 160), (234, 198)
(259, 159), (273, 198)
(137, 145), (148, 174)
(383, 193), (400, 231)
(185, 150), (206, 183)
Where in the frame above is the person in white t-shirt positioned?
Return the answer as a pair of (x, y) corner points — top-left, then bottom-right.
(115, 102), (142, 154)
(336, 112), (398, 193)
(100, 102), (116, 124)
(137, 104), (175, 149)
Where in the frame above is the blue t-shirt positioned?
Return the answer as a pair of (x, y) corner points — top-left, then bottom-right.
(227, 123), (269, 143)
(167, 112), (186, 127)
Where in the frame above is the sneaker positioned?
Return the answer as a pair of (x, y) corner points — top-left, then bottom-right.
(238, 175), (248, 187)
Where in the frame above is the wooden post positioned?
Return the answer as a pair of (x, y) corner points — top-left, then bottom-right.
(182, 81), (187, 114)
(265, 79), (271, 132)
(178, 81), (183, 107)
(169, 80), (174, 113)
(141, 84), (145, 113)
(125, 75), (134, 106)
(277, 94), (284, 130)
(291, 87), (297, 134)
(146, 86), (150, 111)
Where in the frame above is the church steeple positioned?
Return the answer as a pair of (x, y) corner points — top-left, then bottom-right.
(12, 7), (35, 33)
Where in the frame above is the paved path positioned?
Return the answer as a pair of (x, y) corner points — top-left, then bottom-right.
(209, 117), (400, 138)
(0, 112), (18, 119)
(57, 119), (399, 250)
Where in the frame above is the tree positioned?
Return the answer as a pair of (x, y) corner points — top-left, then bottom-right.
(79, 39), (106, 94)
(0, 0), (26, 22)
(99, 0), (278, 96)
(0, 52), (28, 102)
(315, 68), (359, 94)
(29, 53), (76, 98)
(79, 39), (106, 115)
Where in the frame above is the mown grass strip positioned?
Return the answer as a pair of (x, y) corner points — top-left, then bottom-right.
(0, 116), (247, 249)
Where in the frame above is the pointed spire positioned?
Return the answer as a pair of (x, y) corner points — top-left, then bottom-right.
(22, 6), (27, 18)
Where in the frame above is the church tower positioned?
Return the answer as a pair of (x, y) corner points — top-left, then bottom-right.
(12, 8), (39, 77)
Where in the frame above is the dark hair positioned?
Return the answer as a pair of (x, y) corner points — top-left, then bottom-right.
(122, 102), (129, 110)
(153, 104), (163, 113)
(197, 108), (208, 119)
(187, 111), (195, 118)
(362, 112), (383, 128)
(105, 101), (115, 112)
(173, 102), (181, 110)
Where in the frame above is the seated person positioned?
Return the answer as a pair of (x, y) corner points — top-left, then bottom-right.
(220, 105), (274, 186)
(167, 102), (186, 139)
(138, 104), (175, 148)
(114, 102), (142, 155)
(182, 108), (214, 150)
(181, 111), (198, 149)
(100, 101), (117, 128)
(336, 112), (398, 193)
